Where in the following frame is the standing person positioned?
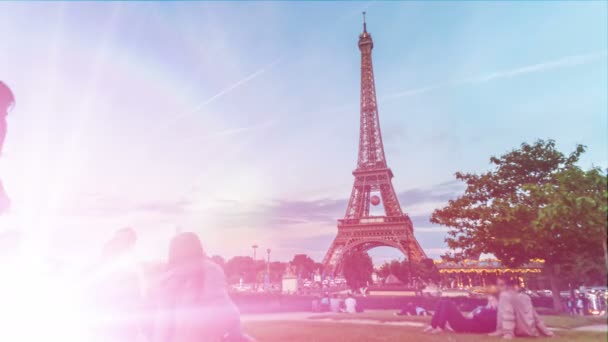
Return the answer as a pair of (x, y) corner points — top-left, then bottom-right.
(0, 81), (14, 214)
(311, 295), (321, 312)
(329, 293), (341, 313)
(576, 294), (585, 316)
(152, 232), (248, 342)
(566, 297), (575, 316)
(344, 293), (357, 313)
(320, 292), (330, 312)
(93, 227), (142, 342)
(581, 294), (590, 316)
(423, 294), (498, 334)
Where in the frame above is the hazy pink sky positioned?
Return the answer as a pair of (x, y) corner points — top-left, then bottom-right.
(0, 2), (606, 265)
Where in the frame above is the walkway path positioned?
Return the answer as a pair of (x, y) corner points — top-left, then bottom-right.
(242, 312), (426, 327)
(573, 325), (607, 332)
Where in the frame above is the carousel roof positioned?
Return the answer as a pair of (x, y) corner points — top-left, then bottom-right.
(434, 259), (543, 273)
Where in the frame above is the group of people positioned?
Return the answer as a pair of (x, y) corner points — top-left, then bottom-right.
(566, 294), (588, 316)
(89, 228), (251, 342)
(312, 292), (358, 313)
(424, 277), (553, 339)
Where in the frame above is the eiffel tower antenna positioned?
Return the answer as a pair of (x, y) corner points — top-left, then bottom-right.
(362, 11), (367, 33)
(322, 16), (427, 274)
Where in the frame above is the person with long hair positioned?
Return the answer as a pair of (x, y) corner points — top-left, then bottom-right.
(0, 81), (15, 213)
(492, 277), (553, 339)
(152, 232), (247, 342)
(0, 81), (14, 152)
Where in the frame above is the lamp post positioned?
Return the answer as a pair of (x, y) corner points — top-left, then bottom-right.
(252, 245), (259, 289)
(266, 248), (271, 275)
(252, 244), (258, 260)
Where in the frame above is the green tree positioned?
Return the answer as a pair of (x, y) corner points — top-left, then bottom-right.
(210, 255), (226, 268)
(431, 140), (606, 311)
(413, 258), (440, 283)
(268, 261), (287, 282)
(342, 250), (373, 290)
(377, 260), (408, 282)
(291, 254), (317, 278)
(377, 258), (439, 285)
(531, 167), (607, 270)
(529, 166), (607, 294)
(224, 256), (263, 284)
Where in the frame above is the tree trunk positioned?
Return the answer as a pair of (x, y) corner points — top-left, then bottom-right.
(547, 264), (563, 313)
(603, 238), (608, 273)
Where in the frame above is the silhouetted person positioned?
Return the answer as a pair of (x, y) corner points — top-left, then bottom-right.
(153, 232), (248, 342)
(0, 81), (14, 213)
(94, 227), (142, 342)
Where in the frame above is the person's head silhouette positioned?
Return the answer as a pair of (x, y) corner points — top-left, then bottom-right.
(0, 81), (14, 154)
(0, 81), (13, 213)
(0, 81), (14, 117)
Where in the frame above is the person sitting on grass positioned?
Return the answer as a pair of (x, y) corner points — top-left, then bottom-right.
(320, 292), (330, 312)
(329, 293), (341, 313)
(396, 302), (428, 316)
(491, 277), (553, 339)
(344, 293), (357, 313)
(152, 232), (250, 342)
(423, 293), (498, 334)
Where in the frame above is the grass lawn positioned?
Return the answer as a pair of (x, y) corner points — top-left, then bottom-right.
(309, 310), (431, 323)
(542, 315), (607, 329)
(243, 321), (607, 342)
(309, 310), (607, 329)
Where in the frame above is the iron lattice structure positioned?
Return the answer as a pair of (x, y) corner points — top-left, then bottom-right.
(322, 16), (427, 274)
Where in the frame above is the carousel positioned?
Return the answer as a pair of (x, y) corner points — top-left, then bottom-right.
(435, 259), (545, 289)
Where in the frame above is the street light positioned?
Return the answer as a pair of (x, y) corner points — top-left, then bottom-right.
(252, 244), (258, 260)
(266, 248), (271, 275)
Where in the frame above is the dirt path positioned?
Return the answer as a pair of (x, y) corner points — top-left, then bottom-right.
(573, 325), (608, 332)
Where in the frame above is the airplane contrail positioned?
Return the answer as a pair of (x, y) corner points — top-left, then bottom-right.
(168, 58), (282, 125)
(382, 50), (607, 101)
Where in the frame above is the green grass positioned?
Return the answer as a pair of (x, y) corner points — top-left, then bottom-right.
(309, 310), (607, 329)
(243, 321), (607, 342)
(309, 310), (431, 323)
(542, 315), (607, 329)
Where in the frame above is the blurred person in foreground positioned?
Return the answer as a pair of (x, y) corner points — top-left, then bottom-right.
(491, 277), (553, 339)
(152, 232), (251, 342)
(93, 227), (143, 342)
(423, 292), (499, 334)
(0, 81), (15, 214)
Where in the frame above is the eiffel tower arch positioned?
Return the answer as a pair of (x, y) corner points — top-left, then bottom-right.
(322, 13), (427, 274)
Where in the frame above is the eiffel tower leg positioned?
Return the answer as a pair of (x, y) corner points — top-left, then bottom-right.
(406, 238), (427, 262)
(322, 236), (346, 276)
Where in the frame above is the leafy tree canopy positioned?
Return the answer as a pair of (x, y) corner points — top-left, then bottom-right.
(342, 250), (373, 290)
(291, 254), (321, 278)
(431, 140), (607, 309)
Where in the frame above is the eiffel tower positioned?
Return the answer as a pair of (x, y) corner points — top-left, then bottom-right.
(322, 13), (427, 273)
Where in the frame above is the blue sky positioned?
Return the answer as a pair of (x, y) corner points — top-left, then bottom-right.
(0, 1), (606, 264)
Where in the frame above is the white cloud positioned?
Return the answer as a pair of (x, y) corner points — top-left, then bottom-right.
(415, 226), (449, 233)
